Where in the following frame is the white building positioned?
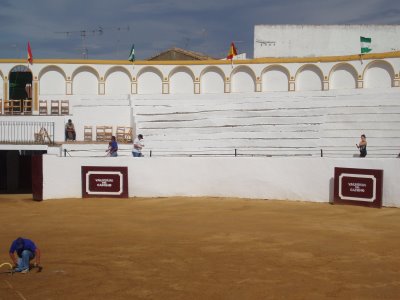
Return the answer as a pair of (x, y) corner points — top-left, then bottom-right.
(254, 25), (400, 58)
(0, 25), (399, 204)
(1, 51), (399, 155)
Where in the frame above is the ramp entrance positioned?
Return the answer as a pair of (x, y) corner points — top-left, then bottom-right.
(0, 150), (46, 194)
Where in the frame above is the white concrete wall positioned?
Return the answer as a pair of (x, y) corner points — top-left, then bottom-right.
(254, 25), (400, 58)
(72, 96), (132, 141)
(41, 155), (400, 207)
(3, 87), (396, 156)
(132, 89), (400, 158)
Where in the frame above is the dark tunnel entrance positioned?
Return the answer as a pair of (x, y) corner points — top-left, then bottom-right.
(0, 150), (46, 194)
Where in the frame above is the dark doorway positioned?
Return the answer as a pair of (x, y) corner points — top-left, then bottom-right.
(9, 65), (33, 100)
(0, 150), (46, 194)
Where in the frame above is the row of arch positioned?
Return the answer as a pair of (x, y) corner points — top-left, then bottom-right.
(0, 60), (398, 95)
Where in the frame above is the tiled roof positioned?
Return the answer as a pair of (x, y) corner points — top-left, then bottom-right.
(147, 47), (217, 61)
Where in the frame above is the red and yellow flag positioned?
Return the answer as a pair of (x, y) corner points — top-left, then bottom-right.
(27, 42), (33, 64)
(226, 42), (237, 60)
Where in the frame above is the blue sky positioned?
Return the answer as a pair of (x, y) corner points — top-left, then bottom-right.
(0, 0), (399, 60)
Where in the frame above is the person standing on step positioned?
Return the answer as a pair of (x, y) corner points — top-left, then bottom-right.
(356, 134), (367, 157)
(132, 134), (144, 157)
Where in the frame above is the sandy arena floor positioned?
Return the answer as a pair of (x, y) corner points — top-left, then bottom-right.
(0, 195), (399, 300)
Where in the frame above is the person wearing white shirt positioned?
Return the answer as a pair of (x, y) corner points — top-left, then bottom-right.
(132, 134), (144, 157)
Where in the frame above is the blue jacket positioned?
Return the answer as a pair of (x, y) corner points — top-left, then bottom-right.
(9, 238), (37, 256)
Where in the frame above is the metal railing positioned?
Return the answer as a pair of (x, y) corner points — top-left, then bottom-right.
(61, 146), (400, 158)
(0, 121), (55, 144)
(62, 147), (321, 158)
(320, 146), (400, 158)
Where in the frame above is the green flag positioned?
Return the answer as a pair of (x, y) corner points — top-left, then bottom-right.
(360, 36), (372, 54)
(128, 44), (135, 61)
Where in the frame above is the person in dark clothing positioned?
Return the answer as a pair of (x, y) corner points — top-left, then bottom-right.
(106, 136), (118, 157)
(356, 134), (367, 157)
(9, 237), (41, 273)
(65, 119), (76, 141)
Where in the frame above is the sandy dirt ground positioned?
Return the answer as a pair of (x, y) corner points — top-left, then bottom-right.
(0, 195), (399, 300)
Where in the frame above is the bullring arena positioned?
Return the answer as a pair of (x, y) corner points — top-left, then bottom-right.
(1, 195), (400, 299)
(0, 25), (400, 299)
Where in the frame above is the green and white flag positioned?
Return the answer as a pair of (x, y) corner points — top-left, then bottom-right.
(128, 44), (135, 62)
(360, 36), (372, 54)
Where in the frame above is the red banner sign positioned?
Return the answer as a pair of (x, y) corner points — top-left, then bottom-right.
(333, 167), (383, 208)
(82, 166), (128, 198)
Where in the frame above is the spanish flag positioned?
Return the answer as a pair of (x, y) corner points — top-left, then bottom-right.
(27, 42), (33, 64)
(226, 42), (237, 60)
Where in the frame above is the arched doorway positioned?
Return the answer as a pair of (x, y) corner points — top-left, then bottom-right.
(9, 65), (33, 100)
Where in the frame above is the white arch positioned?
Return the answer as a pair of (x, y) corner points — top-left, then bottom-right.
(72, 66), (99, 95)
(231, 66), (256, 93)
(104, 66), (131, 95)
(261, 65), (289, 92)
(137, 67), (163, 95)
(169, 66), (195, 94)
(9, 65), (31, 75)
(200, 66), (225, 94)
(329, 63), (357, 90)
(39, 65), (66, 95)
(72, 65), (100, 80)
(295, 64), (323, 91)
(363, 60), (394, 89)
(38, 65), (66, 80)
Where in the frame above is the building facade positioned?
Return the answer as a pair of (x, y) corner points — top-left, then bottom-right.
(1, 52), (399, 103)
(254, 25), (400, 58)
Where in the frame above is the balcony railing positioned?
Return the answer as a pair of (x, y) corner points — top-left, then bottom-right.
(0, 121), (55, 144)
